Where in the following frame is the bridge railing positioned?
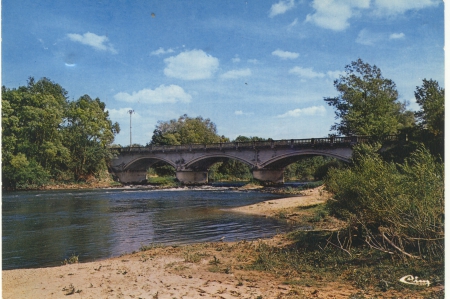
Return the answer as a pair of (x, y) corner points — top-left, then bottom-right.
(109, 135), (400, 154)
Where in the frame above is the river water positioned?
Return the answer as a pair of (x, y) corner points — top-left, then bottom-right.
(2, 187), (292, 270)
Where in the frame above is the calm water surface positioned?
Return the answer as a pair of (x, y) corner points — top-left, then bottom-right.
(3, 188), (291, 270)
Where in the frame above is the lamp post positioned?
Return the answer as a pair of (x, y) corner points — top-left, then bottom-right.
(128, 109), (134, 147)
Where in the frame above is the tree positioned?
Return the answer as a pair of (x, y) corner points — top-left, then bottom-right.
(2, 78), (121, 189)
(324, 59), (412, 139)
(2, 78), (70, 187)
(414, 79), (444, 137)
(233, 135), (267, 142)
(63, 95), (120, 180)
(150, 114), (228, 145)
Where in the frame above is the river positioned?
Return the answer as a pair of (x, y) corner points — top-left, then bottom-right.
(2, 187), (292, 270)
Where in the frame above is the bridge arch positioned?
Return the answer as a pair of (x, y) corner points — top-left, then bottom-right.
(184, 154), (256, 170)
(123, 157), (177, 171)
(259, 150), (351, 169)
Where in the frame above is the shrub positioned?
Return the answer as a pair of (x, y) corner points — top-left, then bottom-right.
(62, 253), (79, 265)
(325, 144), (444, 259)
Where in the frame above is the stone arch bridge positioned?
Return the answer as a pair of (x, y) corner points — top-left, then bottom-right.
(109, 135), (398, 184)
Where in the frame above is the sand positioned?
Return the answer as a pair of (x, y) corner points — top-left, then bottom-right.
(230, 186), (330, 216)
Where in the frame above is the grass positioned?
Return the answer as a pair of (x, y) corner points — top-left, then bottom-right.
(62, 253), (79, 265)
(139, 242), (164, 251)
(247, 231), (444, 295)
(184, 249), (209, 263)
(294, 203), (329, 222)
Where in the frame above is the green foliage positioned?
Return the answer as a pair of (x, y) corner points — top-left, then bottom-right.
(414, 79), (444, 137)
(2, 155), (50, 189)
(150, 114), (228, 145)
(233, 135), (268, 142)
(209, 160), (253, 181)
(325, 144), (444, 259)
(324, 59), (413, 139)
(2, 78), (120, 189)
(62, 253), (79, 265)
(284, 156), (342, 181)
(64, 95), (120, 179)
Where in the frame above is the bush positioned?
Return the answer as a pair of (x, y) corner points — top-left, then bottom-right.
(2, 154), (50, 189)
(325, 144), (444, 259)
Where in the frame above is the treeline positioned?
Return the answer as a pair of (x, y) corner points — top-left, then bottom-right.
(2, 78), (120, 190)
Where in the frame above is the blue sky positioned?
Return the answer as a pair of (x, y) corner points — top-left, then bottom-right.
(2, 0), (444, 146)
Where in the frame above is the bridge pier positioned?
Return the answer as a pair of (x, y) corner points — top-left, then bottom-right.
(113, 170), (147, 184)
(252, 169), (284, 184)
(176, 170), (208, 185)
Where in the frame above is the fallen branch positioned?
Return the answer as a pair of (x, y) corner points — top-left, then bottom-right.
(380, 232), (420, 259)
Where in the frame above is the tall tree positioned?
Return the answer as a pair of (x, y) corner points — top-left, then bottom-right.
(2, 78), (69, 187)
(150, 114), (228, 145)
(64, 95), (120, 179)
(414, 79), (444, 137)
(413, 79), (445, 159)
(324, 59), (412, 139)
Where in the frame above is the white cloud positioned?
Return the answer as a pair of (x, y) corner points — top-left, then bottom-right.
(150, 47), (175, 55)
(373, 0), (440, 15)
(277, 106), (326, 118)
(272, 49), (299, 60)
(232, 56), (241, 63)
(326, 70), (344, 79)
(164, 49), (219, 80)
(305, 0), (440, 31)
(108, 107), (142, 122)
(269, 0), (295, 18)
(235, 110), (254, 116)
(305, 0), (370, 31)
(67, 32), (117, 54)
(289, 66), (325, 79)
(114, 85), (192, 103)
(221, 68), (252, 79)
(288, 18), (299, 29)
(390, 32), (405, 39)
(247, 59), (259, 64)
(356, 28), (384, 45)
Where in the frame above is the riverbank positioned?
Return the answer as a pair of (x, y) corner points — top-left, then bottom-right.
(3, 187), (444, 298)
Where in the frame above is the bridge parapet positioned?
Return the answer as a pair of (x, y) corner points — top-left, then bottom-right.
(109, 135), (387, 154)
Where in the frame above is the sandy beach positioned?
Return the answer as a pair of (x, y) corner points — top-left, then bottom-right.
(2, 187), (441, 298)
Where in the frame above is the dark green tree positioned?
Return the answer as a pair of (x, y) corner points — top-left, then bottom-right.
(233, 135), (267, 142)
(414, 79), (444, 137)
(2, 78), (69, 188)
(324, 59), (413, 139)
(150, 114), (228, 145)
(63, 95), (120, 180)
(412, 79), (445, 159)
(2, 78), (120, 189)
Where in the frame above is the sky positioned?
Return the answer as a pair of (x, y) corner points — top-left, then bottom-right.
(2, 0), (444, 146)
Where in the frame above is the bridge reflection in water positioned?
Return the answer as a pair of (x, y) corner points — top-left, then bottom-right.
(109, 135), (401, 184)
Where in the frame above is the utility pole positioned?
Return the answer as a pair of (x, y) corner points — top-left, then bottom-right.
(128, 109), (134, 147)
